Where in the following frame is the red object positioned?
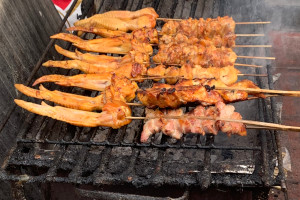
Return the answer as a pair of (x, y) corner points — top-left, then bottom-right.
(52, 0), (72, 10)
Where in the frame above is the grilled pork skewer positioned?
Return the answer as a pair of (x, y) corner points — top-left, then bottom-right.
(16, 75), (138, 111)
(159, 16), (236, 47)
(141, 101), (246, 142)
(147, 64), (240, 85)
(137, 79), (264, 108)
(153, 43), (237, 67)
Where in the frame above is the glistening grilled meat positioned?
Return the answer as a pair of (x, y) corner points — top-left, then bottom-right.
(141, 101), (246, 142)
(160, 16), (236, 48)
(137, 79), (265, 108)
(153, 44), (237, 67)
(137, 81), (224, 108)
(147, 64), (240, 85)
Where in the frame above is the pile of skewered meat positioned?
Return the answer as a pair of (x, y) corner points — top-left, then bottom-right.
(14, 7), (268, 142)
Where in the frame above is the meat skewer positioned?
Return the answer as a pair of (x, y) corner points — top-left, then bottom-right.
(129, 102), (300, 143)
(146, 64), (240, 85)
(146, 62), (263, 68)
(55, 44), (262, 69)
(140, 102), (246, 142)
(157, 18), (271, 24)
(137, 79), (265, 109)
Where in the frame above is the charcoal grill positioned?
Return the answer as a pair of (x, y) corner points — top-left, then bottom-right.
(0, 0), (288, 199)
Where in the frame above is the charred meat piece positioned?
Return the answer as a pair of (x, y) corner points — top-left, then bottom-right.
(141, 102), (246, 142)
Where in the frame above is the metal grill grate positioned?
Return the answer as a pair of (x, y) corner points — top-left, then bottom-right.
(0, 0), (287, 199)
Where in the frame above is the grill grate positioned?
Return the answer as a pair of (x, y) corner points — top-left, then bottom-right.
(0, 0), (287, 198)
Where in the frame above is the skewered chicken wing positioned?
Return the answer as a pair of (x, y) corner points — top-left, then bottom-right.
(52, 33), (133, 54)
(73, 7), (158, 32)
(33, 74), (111, 91)
(35, 61), (146, 91)
(75, 15), (156, 32)
(15, 100), (132, 128)
(42, 59), (147, 76)
(67, 27), (127, 38)
(16, 84), (103, 111)
(55, 45), (130, 65)
(16, 75), (138, 111)
(52, 28), (157, 55)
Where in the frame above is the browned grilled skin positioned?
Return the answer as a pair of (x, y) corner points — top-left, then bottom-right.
(153, 43), (237, 67)
(140, 101), (246, 142)
(15, 99), (132, 129)
(199, 79), (265, 102)
(160, 16), (236, 48)
(51, 28), (157, 55)
(137, 78), (264, 108)
(132, 28), (158, 44)
(137, 82), (224, 108)
(147, 64), (240, 85)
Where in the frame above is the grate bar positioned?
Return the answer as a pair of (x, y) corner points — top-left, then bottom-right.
(17, 138), (261, 150)
(198, 134), (214, 189)
(266, 65), (288, 199)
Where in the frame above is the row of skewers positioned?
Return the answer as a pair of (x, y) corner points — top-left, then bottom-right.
(14, 7), (300, 142)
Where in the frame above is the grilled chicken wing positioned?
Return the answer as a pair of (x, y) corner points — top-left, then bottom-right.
(51, 33), (133, 54)
(73, 7), (158, 32)
(75, 15), (156, 32)
(16, 75), (138, 112)
(33, 74), (111, 91)
(67, 27), (127, 37)
(55, 45), (130, 65)
(15, 100), (132, 129)
(15, 84), (103, 111)
(42, 59), (147, 76)
(36, 61), (146, 90)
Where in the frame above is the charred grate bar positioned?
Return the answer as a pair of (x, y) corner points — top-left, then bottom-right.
(0, 0), (286, 199)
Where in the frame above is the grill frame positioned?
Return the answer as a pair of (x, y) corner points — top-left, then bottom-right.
(0, 0), (288, 199)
